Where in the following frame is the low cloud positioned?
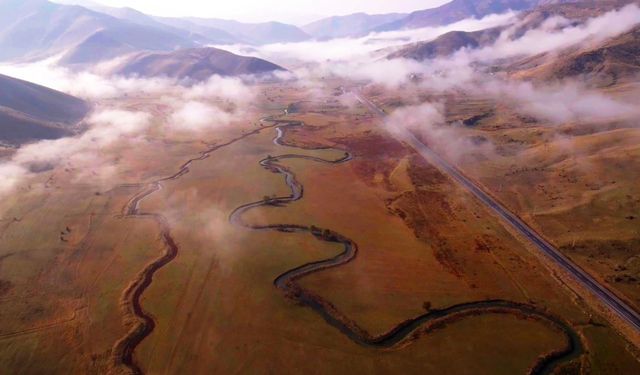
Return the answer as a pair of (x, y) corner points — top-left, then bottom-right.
(0, 164), (28, 196)
(217, 11), (517, 64)
(169, 101), (233, 132)
(0, 108), (152, 197)
(0, 59), (260, 199)
(14, 109), (151, 167)
(385, 102), (496, 163)
(87, 110), (152, 141)
(0, 58), (173, 99)
(283, 3), (640, 100)
(466, 4), (640, 61)
(0, 58), (257, 107)
(334, 5), (640, 126)
(480, 80), (640, 123)
(185, 75), (253, 104)
(2, 3), (639, 198)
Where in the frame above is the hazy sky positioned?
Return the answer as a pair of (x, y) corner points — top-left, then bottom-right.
(63, 0), (450, 24)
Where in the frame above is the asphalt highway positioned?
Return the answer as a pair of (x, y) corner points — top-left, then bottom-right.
(353, 91), (640, 332)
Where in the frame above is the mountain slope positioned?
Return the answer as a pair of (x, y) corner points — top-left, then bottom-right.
(0, 0), (197, 62)
(388, 28), (502, 60)
(302, 13), (407, 39)
(112, 47), (285, 81)
(511, 25), (640, 85)
(0, 73), (89, 144)
(58, 30), (137, 65)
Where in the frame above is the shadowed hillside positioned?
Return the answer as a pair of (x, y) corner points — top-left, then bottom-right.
(388, 28), (502, 60)
(0, 73), (89, 144)
(511, 25), (640, 85)
(112, 47), (285, 81)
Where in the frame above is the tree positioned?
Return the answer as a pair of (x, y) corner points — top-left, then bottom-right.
(422, 301), (432, 312)
(322, 229), (333, 240)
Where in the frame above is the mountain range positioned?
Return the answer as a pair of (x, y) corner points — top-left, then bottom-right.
(388, 0), (640, 87)
(0, 0), (577, 68)
(1, 0), (637, 90)
(0, 0), (198, 63)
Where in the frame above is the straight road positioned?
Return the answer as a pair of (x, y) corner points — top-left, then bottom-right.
(353, 91), (640, 332)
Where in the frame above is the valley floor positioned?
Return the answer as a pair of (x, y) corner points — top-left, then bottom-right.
(0, 81), (639, 374)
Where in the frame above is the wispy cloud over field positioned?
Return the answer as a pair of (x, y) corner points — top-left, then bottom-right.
(0, 61), (258, 197)
(385, 102), (496, 162)
(0, 58), (257, 106)
(169, 101), (233, 132)
(0, 108), (152, 196)
(479, 81), (640, 123)
(218, 11), (517, 63)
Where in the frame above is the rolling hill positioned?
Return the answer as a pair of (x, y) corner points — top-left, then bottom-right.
(111, 47), (285, 81)
(0, 73), (89, 144)
(388, 28), (502, 60)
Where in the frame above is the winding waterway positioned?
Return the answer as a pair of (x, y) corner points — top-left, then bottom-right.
(229, 120), (584, 375)
(112, 120), (281, 374)
(113, 116), (583, 375)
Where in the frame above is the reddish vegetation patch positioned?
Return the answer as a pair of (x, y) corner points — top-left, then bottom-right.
(475, 237), (492, 253)
(406, 154), (448, 187)
(474, 234), (505, 254)
(332, 132), (406, 159)
(385, 156), (481, 277)
(333, 132), (408, 188)
(390, 190), (465, 277)
(0, 279), (13, 297)
(350, 159), (397, 189)
(281, 123), (333, 149)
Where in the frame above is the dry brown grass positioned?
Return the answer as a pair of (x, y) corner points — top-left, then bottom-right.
(0, 82), (638, 374)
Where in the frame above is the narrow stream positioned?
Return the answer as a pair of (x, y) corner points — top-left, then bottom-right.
(229, 121), (584, 375)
